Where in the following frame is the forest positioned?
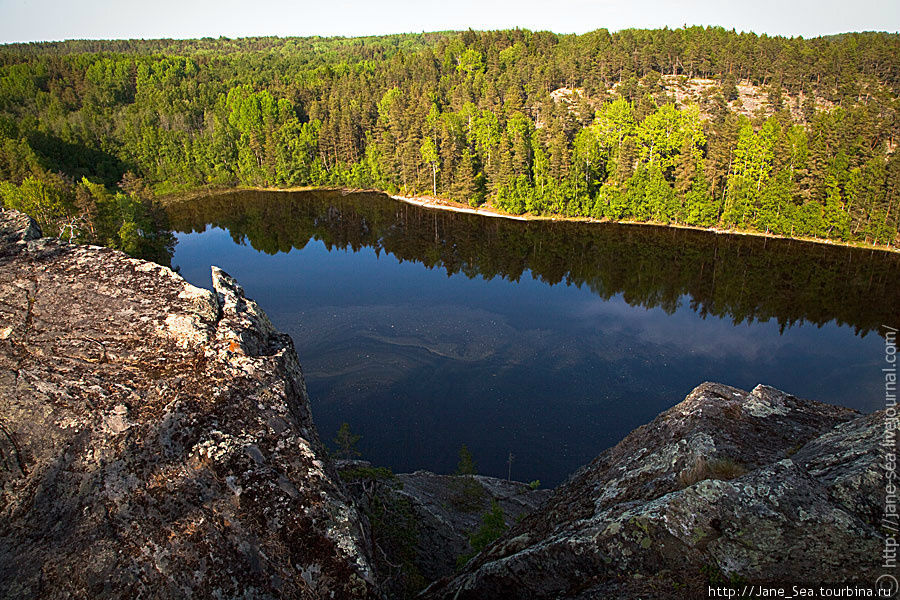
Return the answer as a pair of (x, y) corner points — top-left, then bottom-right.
(0, 27), (898, 261)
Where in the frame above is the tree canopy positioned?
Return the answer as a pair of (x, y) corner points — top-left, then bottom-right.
(1, 27), (898, 253)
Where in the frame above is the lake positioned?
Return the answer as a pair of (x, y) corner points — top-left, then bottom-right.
(168, 189), (900, 487)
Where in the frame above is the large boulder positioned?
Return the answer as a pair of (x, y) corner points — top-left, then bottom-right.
(422, 382), (886, 599)
(0, 210), (379, 599)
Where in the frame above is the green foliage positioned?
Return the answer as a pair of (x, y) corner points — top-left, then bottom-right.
(682, 170), (718, 226)
(456, 500), (509, 569)
(0, 176), (71, 228)
(456, 444), (477, 475)
(451, 444), (486, 511)
(333, 422), (362, 459)
(721, 74), (739, 102)
(456, 48), (484, 77)
(342, 466), (424, 598)
(0, 28), (897, 248)
(469, 500), (508, 551)
(339, 466), (395, 482)
(0, 173), (174, 263)
(527, 480), (541, 490)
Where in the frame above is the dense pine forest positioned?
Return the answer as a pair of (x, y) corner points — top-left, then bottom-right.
(1, 28), (899, 260)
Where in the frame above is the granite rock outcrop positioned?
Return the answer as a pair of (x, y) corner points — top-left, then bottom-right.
(0, 210), (379, 599)
(422, 383), (887, 599)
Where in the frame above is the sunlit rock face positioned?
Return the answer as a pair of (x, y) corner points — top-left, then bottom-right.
(0, 210), (379, 599)
(422, 382), (885, 599)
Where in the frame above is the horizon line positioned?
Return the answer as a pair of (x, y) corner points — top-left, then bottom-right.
(2, 26), (899, 47)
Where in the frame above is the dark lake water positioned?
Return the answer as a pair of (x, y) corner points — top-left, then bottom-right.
(168, 190), (900, 487)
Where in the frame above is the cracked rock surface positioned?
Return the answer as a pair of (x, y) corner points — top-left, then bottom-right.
(0, 210), (379, 599)
(422, 382), (887, 599)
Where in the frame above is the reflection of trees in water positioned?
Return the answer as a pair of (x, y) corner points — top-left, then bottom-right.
(168, 190), (900, 338)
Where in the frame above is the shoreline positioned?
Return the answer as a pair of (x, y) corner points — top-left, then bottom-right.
(388, 194), (528, 221)
(162, 185), (900, 255)
(389, 193), (900, 254)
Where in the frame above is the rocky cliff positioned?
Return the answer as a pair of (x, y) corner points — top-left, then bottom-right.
(422, 383), (888, 599)
(0, 210), (379, 599)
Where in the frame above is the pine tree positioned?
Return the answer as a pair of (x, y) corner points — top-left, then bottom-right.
(456, 444), (477, 475)
(333, 423), (361, 459)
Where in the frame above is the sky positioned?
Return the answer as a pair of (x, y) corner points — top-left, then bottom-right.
(0, 0), (898, 44)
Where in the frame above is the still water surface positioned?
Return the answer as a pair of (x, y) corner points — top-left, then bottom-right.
(169, 190), (900, 486)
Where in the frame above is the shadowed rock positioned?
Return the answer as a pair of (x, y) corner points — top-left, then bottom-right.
(336, 461), (551, 597)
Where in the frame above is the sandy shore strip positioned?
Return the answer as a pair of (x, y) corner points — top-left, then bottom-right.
(390, 195), (528, 221)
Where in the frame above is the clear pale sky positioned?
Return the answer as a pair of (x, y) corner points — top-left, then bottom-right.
(0, 0), (897, 43)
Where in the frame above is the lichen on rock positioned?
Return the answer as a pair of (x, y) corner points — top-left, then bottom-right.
(0, 209), (379, 599)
